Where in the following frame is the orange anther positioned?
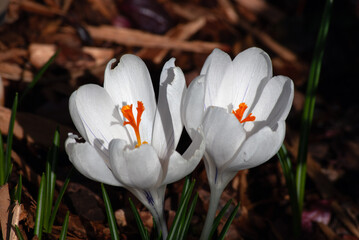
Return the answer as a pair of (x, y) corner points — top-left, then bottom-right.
(121, 101), (146, 147)
(232, 103), (256, 123)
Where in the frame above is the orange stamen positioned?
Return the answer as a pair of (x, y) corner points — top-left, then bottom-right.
(121, 101), (147, 147)
(232, 103), (256, 123)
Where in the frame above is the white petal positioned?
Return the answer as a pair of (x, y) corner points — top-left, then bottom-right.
(152, 59), (186, 159)
(202, 107), (246, 169)
(65, 134), (122, 186)
(109, 139), (162, 189)
(181, 75), (206, 139)
(200, 49), (232, 108)
(215, 47), (273, 110)
(70, 84), (129, 157)
(69, 91), (88, 141)
(104, 55), (157, 143)
(245, 76), (294, 133)
(225, 121), (286, 171)
(162, 128), (205, 185)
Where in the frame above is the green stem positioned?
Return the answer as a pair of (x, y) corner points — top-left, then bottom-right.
(200, 184), (225, 240)
(144, 194), (167, 239)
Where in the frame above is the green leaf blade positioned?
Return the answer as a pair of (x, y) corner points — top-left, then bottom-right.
(167, 179), (195, 240)
(4, 93), (18, 183)
(59, 211), (70, 240)
(34, 173), (47, 240)
(101, 183), (120, 240)
(129, 198), (149, 240)
(295, 0), (334, 218)
(209, 199), (233, 239)
(217, 202), (240, 240)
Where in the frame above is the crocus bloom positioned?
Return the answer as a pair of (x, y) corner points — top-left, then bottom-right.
(182, 47), (294, 239)
(65, 55), (204, 238)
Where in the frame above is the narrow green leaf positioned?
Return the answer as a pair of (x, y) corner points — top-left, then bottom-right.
(14, 225), (25, 240)
(59, 211), (70, 240)
(44, 128), (60, 232)
(167, 180), (195, 240)
(0, 131), (5, 185)
(178, 176), (190, 206)
(296, 0), (334, 215)
(20, 50), (59, 103)
(34, 173), (46, 240)
(208, 199), (233, 239)
(48, 167), (73, 232)
(129, 198), (149, 240)
(4, 93), (18, 183)
(178, 193), (198, 240)
(156, 231), (162, 240)
(277, 145), (300, 236)
(173, 176), (192, 239)
(15, 174), (22, 203)
(217, 202), (240, 240)
(101, 183), (120, 240)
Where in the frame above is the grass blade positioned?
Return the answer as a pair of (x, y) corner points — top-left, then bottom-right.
(178, 193), (198, 240)
(277, 145), (300, 236)
(217, 202), (240, 240)
(296, 0), (334, 215)
(48, 167), (73, 232)
(34, 173), (46, 240)
(15, 174), (22, 203)
(59, 211), (70, 240)
(129, 198), (149, 240)
(20, 50), (59, 103)
(101, 183), (120, 240)
(14, 225), (24, 240)
(44, 128), (60, 232)
(178, 176), (190, 206)
(208, 199), (233, 239)
(4, 93), (18, 183)
(167, 180), (195, 240)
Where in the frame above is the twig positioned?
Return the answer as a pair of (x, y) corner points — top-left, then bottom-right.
(87, 25), (229, 53)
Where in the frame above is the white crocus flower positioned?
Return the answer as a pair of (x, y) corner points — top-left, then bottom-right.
(65, 55), (205, 239)
(182, 47), (294, 239)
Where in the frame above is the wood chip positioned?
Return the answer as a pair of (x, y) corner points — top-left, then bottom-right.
(0, 48), (28, 63)
(29, 43), (56, 69)
(235, 0), (284, 23)
(20, 0), (64, 16)
(137, 17), (207, 63)
(0, 62), (33, 82)
(0, 106), (75, 149)
(0, 184), (19, 240)
(43, 0), (60, 8)
(115, 209), (127, 227)
(166, 2), (211, 21)
(61, 0), (73, 13)
(218, 0), (240, 24)
(237, 19), (298, 62)
(0, 184), (10, 240)
(12, 149), (42, 186)
(286, 137), (359, 238)
(86, 0), (117, 22)
(83, 46), (114, 66)
(29, 43), (114, 69)
(331, 201), (359, 238)
(317, 221), (341, 240)
(9, 202), (21, 240)
(87, 25), (229, 53)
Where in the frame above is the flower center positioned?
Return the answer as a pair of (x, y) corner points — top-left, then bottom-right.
(232, 102), (256, 123)
(121, 101), (148, 148)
